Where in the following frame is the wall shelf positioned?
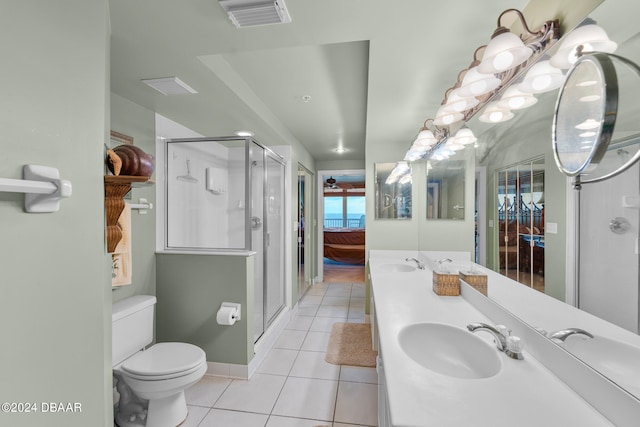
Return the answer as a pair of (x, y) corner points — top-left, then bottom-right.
(104, 175), (153, 253)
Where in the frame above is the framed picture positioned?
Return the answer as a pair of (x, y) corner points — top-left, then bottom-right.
(111, 205), (132, 286)
(110, 130), (133, 147)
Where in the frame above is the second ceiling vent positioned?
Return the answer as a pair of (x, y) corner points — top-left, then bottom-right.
(220, 0), (292, 28)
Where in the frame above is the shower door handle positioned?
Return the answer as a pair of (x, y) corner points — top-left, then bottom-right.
(251, 216), (262, 230)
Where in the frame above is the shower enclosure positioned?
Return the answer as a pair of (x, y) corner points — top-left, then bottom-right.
(165, 137), (286, 342)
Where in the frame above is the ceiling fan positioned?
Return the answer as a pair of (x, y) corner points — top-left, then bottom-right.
(324, 176), (354, 190)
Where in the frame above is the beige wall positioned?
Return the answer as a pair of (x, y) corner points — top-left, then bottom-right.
(0, 2), (112, 426)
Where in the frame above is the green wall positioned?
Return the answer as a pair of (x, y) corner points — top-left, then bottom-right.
(156, 254), (254, 365)
(110, 94), (157, 303)
(0, 2), (112, 426)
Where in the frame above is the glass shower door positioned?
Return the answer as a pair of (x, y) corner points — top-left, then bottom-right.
(252, 143), (285, 342)
(251, 148), (265, 342)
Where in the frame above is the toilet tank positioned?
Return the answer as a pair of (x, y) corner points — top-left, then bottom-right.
(112, 295), (156, 367)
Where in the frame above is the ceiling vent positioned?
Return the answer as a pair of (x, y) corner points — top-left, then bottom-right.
(141, 77), (198, 96)
(220, 0), (292, 28)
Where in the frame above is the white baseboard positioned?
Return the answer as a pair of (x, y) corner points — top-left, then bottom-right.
(205, 306), (294, 380)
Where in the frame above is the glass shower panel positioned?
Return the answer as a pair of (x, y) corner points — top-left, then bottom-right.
(166, 139), (246, 249)
(251, 146), (265, 341)
(264, 153), (285, 326)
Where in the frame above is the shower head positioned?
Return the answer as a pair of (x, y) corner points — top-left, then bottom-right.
(177, 159), (198, 183)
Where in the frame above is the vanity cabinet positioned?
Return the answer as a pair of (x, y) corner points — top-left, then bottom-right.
(377, 354), (391, 427)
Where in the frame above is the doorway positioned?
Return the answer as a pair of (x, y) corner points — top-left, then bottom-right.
(317, 169), (366, 283)
(297, 165), (314, 300)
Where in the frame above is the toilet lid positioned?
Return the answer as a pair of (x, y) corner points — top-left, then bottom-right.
(121, 342), (206, 377)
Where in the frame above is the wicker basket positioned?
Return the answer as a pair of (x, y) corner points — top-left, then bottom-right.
(459, 272), (488, 296)
(432, 272), (460, 296)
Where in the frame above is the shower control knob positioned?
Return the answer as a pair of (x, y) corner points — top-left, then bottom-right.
(609, 217), (631, 234)
(251, 216), (262, 230)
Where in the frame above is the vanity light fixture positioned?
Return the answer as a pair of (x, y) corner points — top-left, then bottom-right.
(334, 147), (347, 153)
(479, 102), (514, 123)
(456, 47), (503, 98)
(550, 22), (617, 70)
(478, 9), (542, 74)
(405, 8), (560, 162)
(497, 86), (538, 110)
(450, 127), (477, 146)
(478, 9), (559, 74)
(518, 60), (566, 94)
(443, 89), (480, 113)
(434, 105), (464, 126)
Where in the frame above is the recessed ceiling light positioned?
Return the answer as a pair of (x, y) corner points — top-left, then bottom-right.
(141, 77), (197, 96)
(234, 130), (254, 137)
(301, 95), (312, 103)
(334, 147), (347, 153)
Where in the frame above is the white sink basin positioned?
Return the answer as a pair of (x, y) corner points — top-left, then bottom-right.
(562, 336), (640, 396)
(381, 263), (416, 273)
(398, 322), (502, 379)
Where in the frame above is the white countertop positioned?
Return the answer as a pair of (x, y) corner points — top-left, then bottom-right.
(369, 253), (612, 427)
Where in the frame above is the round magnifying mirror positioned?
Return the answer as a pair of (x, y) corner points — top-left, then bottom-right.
(552, 53), (618, 177)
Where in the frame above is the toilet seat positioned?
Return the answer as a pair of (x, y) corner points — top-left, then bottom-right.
(121, 342), (206, 381)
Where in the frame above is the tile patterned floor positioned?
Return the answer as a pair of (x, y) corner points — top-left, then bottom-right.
(182, 282), (378, 427)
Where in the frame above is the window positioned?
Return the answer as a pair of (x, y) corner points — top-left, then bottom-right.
(324, 196), (365, 228)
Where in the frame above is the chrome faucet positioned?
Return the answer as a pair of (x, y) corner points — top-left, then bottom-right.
(437, 258), (453, 265)
(405, 257), (425, 270)
(468, 323), (524, 359)
(549, 328), (594, 342)
(467, 323), (508, 351)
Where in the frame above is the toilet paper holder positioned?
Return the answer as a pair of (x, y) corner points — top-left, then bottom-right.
(220, 302), (241, 321)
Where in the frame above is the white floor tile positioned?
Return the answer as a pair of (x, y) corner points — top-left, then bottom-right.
(334, 381), (378, 426)
(199, 408), (269, 427)
(272, 377), (338, 421)
(310, 316), (347, 333)
(301, 331), (331, 352)
(184, 375), (232, 407)
(299, 295), (323, 306)
(289, 350), (340, 380)
(347, 314), (365, 323)
(266, 415), (330, 427)
(214, 373), (286, 414)
(286, 315), (314, 331)
(317, 305), (350, 318)
(274, 329), (308, 350)
(340, 366), (378, 384)
(325, 287), (352, 297)
(321, 296), (350, 307)
(296, 305), (319, 317)
(181, 405), (210, 427)
(305, 285), (328, 296)
(349, 297), (364, 313)
(257, 348), (299, 376)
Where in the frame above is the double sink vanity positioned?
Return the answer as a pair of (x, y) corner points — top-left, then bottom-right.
(369, 250), (640, 426)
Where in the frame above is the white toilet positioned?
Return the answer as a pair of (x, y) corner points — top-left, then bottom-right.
(112, 295), (207, 427)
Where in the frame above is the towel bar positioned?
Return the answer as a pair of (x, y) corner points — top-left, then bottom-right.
(0, 165), (72, 213)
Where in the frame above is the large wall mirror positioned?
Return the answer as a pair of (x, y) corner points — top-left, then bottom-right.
(426, 159), (465, 220)
(471, 1), (640, 403)
(374, 162), (412, 219)
(496, 158), (545, 292)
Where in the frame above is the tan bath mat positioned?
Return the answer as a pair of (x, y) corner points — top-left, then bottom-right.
(325, 322), (377, 367)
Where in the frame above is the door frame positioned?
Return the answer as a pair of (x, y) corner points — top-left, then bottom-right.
(316, 168), (365, 283)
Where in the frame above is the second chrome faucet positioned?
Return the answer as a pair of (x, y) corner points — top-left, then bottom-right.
(467, 322), (524, 360)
